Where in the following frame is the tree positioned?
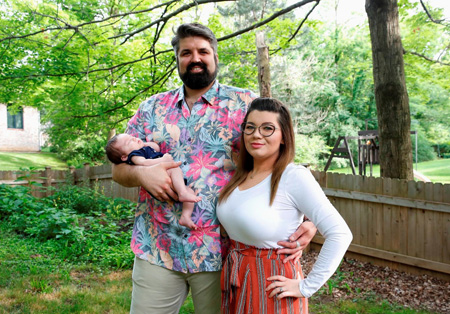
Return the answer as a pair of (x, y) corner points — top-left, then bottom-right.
(365, 0), (413, 180)
(0, 0), (320, 165)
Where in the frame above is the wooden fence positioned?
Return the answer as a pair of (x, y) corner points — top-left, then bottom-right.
(1, 165), (449, 280)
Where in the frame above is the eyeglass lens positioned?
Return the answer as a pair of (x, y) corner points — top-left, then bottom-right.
(242, 123), (276, 137)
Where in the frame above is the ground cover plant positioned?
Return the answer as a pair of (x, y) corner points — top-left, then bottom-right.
(0, 184), (446, 313)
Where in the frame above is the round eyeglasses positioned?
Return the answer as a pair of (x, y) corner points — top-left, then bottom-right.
(241, 122), (280, 137)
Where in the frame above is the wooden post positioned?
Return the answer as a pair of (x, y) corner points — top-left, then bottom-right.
(69, 166), (76, 185)
(44, 166), (53, 196)
(83, 163), (91, 187)
(256, 32), (271, 98)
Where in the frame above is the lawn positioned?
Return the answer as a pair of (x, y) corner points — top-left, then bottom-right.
(0, 152), (68, 170)
(0, 222), (438, 314)
(0, 184), (443, 314)
(328, 158), (450, 184)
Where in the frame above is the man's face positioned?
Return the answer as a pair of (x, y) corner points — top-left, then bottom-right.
(177, 36), (218, 90)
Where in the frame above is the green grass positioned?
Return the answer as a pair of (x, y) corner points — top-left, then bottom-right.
(328, 158), (450, 184)
(0, 221), (438, 314)
(0, 152), (68, 170)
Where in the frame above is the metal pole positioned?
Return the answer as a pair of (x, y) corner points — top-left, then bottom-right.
(415, 132), (418, 170)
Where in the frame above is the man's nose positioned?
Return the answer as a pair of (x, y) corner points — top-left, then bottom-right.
(191, 51), (201, 62)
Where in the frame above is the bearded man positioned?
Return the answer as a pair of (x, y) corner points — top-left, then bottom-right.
(112, 23), (317, 314)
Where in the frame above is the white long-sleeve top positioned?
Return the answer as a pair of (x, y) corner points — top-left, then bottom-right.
(217, 163), (353, 298)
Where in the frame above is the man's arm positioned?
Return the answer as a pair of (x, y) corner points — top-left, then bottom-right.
(276, 221), (317, 263)
(112, 161), (181, 201)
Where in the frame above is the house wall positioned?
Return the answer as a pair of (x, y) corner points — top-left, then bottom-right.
(0, 104), (41, 152)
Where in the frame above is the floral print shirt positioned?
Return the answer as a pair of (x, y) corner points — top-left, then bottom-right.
(126, 81), (257, 273)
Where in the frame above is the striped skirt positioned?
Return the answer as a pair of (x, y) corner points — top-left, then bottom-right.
(221, 240), (308, 314)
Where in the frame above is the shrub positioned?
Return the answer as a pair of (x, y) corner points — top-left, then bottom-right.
(412, 133), (437, 162)
(294, 134), (329, 170)
(0, 184), (135, 268)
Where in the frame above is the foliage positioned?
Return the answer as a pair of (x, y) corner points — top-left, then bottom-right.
(0, 183), (135, 268)
(399, 0), (450, 152)
(412, 131), (437, 162)
(294, 133), (329, 170)
(0, 0), (448, 171)
(0, 0), (318, 167)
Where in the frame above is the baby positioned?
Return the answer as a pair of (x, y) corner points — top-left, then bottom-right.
(105, 133), (200, 229)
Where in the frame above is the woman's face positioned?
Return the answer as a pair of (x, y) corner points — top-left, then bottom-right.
(243, 110), (283, 165)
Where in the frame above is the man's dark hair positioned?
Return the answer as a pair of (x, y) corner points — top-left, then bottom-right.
(105, 135), (125, 164)
(171, 23), (218, 55)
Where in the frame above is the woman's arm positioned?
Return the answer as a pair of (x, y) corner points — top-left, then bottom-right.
(267, 166), (352, 299)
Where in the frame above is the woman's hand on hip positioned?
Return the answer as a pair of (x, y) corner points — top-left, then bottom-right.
(266, 274), (304, 299)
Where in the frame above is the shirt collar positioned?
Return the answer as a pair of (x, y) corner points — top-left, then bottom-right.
(176, 80), (219, 108)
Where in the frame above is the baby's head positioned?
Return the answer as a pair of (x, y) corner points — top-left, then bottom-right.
(105, 134), (145, 164)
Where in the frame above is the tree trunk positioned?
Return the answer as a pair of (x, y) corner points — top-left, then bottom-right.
(365, 0), (413, 180)
(256, 31), (271, 98)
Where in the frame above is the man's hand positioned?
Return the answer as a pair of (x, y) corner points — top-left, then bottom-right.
(112, 161), (182, 202)
(277, 221), (317, 264)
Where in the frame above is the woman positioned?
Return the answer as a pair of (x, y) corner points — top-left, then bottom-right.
(217, 98), (352, 314)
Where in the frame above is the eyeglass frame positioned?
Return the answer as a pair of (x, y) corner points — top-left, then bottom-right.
(241, 122), (280, 137)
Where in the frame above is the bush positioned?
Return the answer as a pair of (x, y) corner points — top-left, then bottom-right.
(413, 133), (437, 162)
(294, 134), (329, 170)
(0, 184), (135, 268)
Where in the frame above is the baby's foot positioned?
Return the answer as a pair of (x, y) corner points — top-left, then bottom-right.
(179, 215), (198, 230)
(178, 191), (201, 203)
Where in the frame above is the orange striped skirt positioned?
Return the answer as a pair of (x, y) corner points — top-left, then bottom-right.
(221, 240), (308, 314)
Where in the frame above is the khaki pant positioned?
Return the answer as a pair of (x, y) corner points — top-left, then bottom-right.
(130, 257), (221, 314)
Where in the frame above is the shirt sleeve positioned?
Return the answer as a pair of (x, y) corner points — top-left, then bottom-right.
(286, 165), (353, 298)
(125, 96), (156, 140)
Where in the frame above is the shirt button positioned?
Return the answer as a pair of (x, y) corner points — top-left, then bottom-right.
(188, 137), (192, 142)
(184, 234), (188, 238)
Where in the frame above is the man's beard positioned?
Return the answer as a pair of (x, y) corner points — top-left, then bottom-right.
(179, 60), (218, 90)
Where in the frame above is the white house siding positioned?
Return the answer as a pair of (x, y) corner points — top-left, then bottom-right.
(0, 104), (41, 152)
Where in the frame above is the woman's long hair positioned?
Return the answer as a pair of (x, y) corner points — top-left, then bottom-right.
(219, 97), (295, 205)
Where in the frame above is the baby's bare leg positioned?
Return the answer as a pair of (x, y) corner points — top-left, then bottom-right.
(179, 197), (197, 230)
(167, 168), (201, 203)
(167, 168), (200, 229)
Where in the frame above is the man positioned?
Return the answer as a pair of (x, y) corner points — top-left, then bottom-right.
(112, 23), (317, 314)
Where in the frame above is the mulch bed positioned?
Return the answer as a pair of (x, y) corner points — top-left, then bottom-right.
(302, 251), (449, 314)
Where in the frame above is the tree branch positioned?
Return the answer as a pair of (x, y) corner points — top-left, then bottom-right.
(217, 0), (319, 42)
(405, 50), (450, 66)
(73, 64), (176, 118)
(419, 0), (447, 25)
(0, 49), (172, 80)
(111, 0), (235, 44)
(271, 0), (320, 54)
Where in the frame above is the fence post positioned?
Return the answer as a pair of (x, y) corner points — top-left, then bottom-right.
(69, 166), (76, 185)
(83, 163), (91, 187)
(44, 166), (53, 196)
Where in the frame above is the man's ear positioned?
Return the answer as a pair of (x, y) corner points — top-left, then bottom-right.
(121, 155), (128, 162)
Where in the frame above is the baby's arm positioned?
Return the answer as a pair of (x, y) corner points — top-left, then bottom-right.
(143, 141), (160, 152)
(131, 153), (173, 166)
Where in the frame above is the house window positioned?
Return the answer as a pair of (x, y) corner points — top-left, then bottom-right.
(7, 106), (24, 129)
